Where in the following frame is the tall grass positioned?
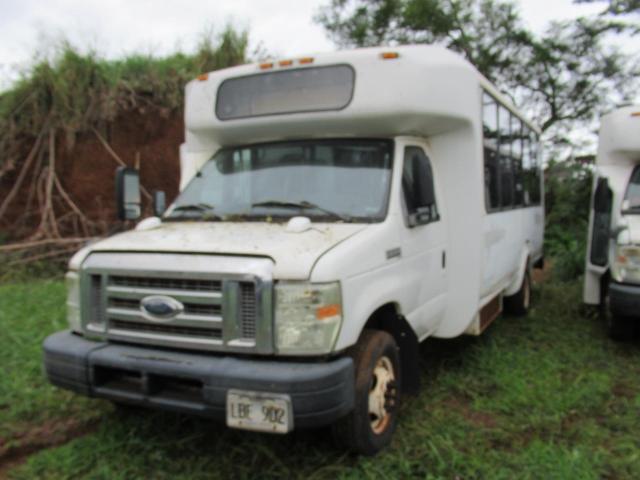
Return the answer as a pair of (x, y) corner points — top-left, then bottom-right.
(0, 27), (248, 165)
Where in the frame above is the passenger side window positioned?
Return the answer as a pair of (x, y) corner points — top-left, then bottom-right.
(483, 89), (541, 211)
(403, 147), (439, 226)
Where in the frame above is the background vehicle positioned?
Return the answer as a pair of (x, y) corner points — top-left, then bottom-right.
(43, 45), (544, 455)
(584, 106), (640, 340)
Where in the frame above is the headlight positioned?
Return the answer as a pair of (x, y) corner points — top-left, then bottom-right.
(275, 282), (342, 355)
(66, 271), (81, 332)
(612, 245), (640, 284)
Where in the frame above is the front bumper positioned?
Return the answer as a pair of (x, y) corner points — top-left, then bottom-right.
(610, 282), (640, 318)
(43, 330), (355, 428)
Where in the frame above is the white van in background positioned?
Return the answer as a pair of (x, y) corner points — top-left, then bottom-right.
(584, 106), (640, 339)
(43, 45), (544, 454)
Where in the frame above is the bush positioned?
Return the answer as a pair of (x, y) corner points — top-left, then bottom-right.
(544, 157), (593, 281)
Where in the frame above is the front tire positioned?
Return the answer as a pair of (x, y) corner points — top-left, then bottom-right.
(607, 313), (635, 341)
(332, 330), (400, 456)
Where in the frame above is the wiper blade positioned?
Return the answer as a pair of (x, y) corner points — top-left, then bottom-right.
(172, 203), (215, 212)
(251, 200), (351, 222)
(165, 203), (220, 221)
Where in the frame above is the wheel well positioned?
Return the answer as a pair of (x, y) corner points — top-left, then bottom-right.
(362, 303), (420, 395)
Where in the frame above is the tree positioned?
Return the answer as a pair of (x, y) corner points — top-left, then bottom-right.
(315, 0), (639, 156)
(576, 0), (640, 16)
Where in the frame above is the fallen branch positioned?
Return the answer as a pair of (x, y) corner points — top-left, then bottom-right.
(7, 246), (80, 266)
(0, 237), (92, 252)
(0, 126), (47, 221)
(91, 127), (152, 200)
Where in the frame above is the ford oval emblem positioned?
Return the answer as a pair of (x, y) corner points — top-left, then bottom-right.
(140, 295), (184, 320)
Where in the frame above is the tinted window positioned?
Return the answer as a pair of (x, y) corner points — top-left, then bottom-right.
(216, 65), (355, 120)
(511, 115), (524, 206)
(482, 89), (541, 211)
(403, 147), (439, 223)
(624, 167), (640, 211)
(483, 93), (500, 210)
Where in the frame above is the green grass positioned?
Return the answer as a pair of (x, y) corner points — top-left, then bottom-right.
(0, 281), (106, 447)
(3, 276), (640, 479)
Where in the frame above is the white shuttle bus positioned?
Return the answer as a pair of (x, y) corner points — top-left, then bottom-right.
(44, 45), (544, 454)
(584, 106), (640, 339)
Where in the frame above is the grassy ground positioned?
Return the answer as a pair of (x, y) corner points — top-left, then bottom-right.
(1, 276), (639, 479)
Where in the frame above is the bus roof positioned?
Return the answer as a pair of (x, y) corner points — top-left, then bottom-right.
(184, 44), (539, 147)
(597, 105), (640, 166)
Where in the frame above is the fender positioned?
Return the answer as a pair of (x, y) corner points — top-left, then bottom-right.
(504, 246), (531, 296)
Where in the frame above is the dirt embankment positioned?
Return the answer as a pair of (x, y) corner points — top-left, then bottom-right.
(0, 109), (184, 240)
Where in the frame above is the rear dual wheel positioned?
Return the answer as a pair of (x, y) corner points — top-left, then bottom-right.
(332, 330), (400, 456)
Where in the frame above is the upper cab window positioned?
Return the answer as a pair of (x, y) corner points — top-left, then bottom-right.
(402, 146), (439, 226)
(623, 167), (640, 213)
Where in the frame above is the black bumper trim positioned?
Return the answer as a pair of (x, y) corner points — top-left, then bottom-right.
(43, 330), (355, 428)
(609, 282), (640, 318)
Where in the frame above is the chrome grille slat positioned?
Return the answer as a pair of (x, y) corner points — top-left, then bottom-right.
(109, 319), (223, 339)
(110, 276), (221, 292)
(106, 285), (222, 304)
(106, 307), (223, 328)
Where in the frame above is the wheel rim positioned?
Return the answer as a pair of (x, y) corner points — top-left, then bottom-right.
(368, 356), (396, 434)
(523, 275), (531, 309)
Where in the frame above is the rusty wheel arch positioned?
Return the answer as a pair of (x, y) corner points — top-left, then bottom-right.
(361, 303), (420, 395)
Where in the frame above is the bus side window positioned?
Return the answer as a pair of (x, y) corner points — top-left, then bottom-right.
(499, 105), (513, 208)
(482, 92), (500, 210)
(403, 146), (439, 226)
(511, 114), (524, 206)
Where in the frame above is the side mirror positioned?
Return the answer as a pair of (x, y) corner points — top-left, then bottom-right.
(153, 191), (166, 217)
(115, 166), (141, 221)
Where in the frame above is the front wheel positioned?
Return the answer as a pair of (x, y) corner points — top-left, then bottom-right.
(607, 313), (635, 341)
(332, 330), (400, 456)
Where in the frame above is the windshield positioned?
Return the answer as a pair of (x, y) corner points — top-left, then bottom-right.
(623, 166), (640, 213)
(165, 139), (393, 223)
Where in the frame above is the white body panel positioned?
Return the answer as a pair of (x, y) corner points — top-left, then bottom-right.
(584, 106), (640, 304)
(77, 45), (544, 353)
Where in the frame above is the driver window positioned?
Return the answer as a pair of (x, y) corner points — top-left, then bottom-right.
(402, 146), (439, 225)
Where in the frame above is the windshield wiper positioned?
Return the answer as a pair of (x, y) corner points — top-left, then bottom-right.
(172, 203), (216, 212)
(165, 203), (220, 220)
(251, 200), (351, 222)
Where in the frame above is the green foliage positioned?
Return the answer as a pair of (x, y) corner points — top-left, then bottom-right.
(544, 158), (594, 280)
(315, 0), (640, 150)
(576, 0), (640, 16)
(0, 26), (248, 167)
(0, 281), (105, 444)
(5, 278), (640, 478)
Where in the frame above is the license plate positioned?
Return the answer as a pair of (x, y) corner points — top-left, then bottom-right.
(226, 390), (293, 434)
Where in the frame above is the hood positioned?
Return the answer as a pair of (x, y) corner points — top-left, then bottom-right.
(85, 221), (368, 279)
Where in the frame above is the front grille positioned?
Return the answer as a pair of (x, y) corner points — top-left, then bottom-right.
(81, 253), (271, 353)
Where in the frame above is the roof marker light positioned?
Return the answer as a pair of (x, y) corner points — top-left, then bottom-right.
(259, 62), (274, 70)
(299, 57), (314, 64)
(196, 73), (209, 81)
(380, 52), (400, 60)
(279, 59), (293, 67)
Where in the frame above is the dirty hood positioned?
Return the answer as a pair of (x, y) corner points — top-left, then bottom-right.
(86, 221), (368, 279)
